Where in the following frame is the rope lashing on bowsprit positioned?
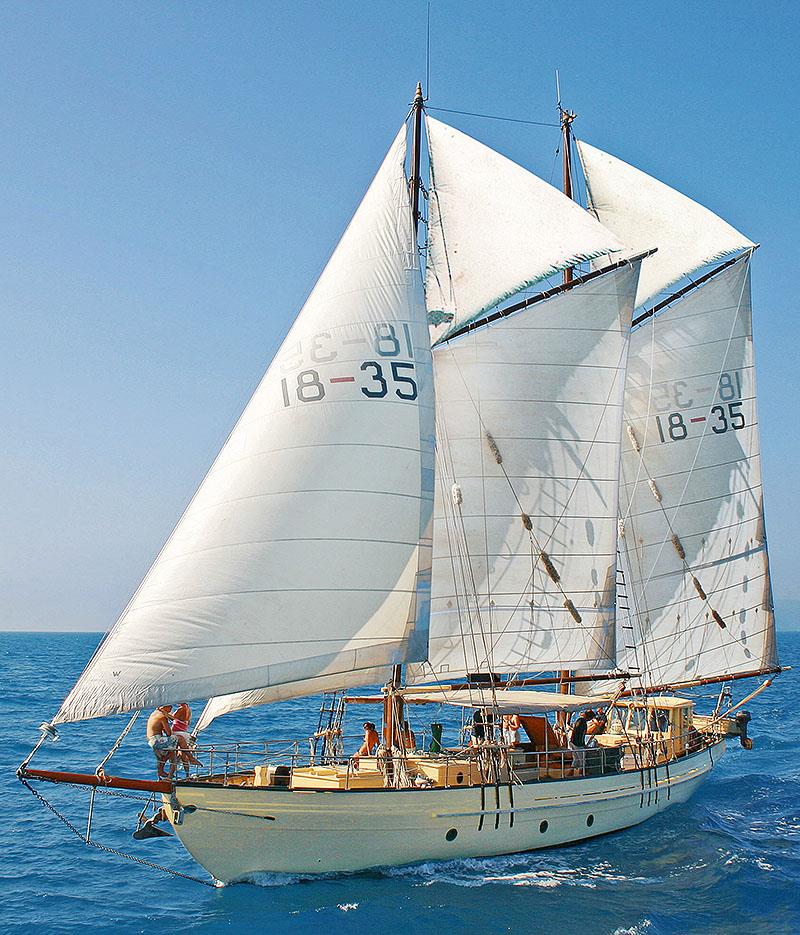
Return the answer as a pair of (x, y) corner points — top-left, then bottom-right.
(17, 775), (217, 887)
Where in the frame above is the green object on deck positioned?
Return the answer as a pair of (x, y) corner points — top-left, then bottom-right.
(429, 722), (443, 754)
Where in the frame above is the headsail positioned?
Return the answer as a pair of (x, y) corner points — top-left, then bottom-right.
(407, 259), (641, 684)
(577, 140), (755, 309)
(617, 253), (778, 687)
(425, 117), (623, 339)
(55, 125), (435, 724)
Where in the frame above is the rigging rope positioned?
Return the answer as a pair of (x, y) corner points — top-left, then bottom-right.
(18, 776), (216, 888)
(426, 106), (559, 128)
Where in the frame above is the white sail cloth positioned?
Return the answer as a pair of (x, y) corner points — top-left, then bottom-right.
(406, 260), (640, 686)
(425, 117), (623, 340)
(401, 688), (616, 714)
(577, 141), (755, 309)
(617, 255), (778, 687)
(55, 126), (435, 724)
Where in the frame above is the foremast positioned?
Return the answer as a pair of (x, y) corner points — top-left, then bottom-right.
(385, 81), (426, 749)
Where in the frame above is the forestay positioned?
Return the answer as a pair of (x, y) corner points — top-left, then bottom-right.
(425, 117), (622, 340)
(407, 260), (641, 685)
(577, 140), (755, 309)
(617, 254), (778, 687)
(55, 125), (435, 724)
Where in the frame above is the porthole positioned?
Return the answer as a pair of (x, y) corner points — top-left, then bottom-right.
(539, 820), (548, 833)
(446, 828), (458, 842)
(455, 771), (464, 785)
(587, 814), (595, 827)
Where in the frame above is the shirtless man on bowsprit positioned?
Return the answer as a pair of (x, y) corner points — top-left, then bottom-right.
(146, 705), (177, 779)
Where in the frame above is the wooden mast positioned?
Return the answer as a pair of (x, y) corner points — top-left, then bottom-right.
(385, 81), (425, 750)
(558, 100), (577, 716)
(559, 104), (577, 285)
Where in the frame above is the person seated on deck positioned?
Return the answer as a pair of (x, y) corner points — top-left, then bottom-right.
(146, 705), (178, 779)
(351, 721), (379, 770)
(649, 709), (669, 733)
(587, 707), (608, 741)
(169, 702), (203, 777)
(569, 708), (595, 774)
(502, 713), (521, 748)
(400, 720), (416, 751)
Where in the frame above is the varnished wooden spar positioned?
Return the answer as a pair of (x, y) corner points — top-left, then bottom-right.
(620, 664), (787, 698)
(631, 250), (752, 327)
(19, 766), (172, 794)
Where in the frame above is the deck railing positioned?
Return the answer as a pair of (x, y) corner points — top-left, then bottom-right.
(178, 723), (723, 789)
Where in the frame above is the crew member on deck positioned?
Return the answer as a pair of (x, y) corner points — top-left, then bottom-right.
(146, 705), (178, 779)
(588, 707), (608, 739)
(570, 708), (595, 773)
(170, 702), (202, 777)
(352, 721), (379, 770)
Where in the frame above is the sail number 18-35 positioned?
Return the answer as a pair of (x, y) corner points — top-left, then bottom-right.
(279, 322), (418, 406)
(655, 370), (746, 443)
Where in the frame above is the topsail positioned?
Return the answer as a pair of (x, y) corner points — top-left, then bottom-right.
(425, 117), (623, 339)
(577, 141), (755, 309)
(55, 125), (435, 724)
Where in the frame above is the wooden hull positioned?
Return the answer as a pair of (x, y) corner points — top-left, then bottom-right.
(163, 739), (725, 882)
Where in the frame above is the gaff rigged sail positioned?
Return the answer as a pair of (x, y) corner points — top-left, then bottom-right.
(616, 254), (778, 687)
(406, 259), (641, 685)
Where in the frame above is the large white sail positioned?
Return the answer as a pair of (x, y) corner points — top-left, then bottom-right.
(425, 117), (623, 340)
(55, 126), (435, 724)
(407, 260), (640, 684)
(617, 254), (778, 687)
(577, 140), (755, 309)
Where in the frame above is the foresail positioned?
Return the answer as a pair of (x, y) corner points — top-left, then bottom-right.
(425, 117), (622, 340)
(617, 254), (778, 688)
(55, 125), (435, 724)
(407, 260), (640, 685)
(577, 140), (755, 309)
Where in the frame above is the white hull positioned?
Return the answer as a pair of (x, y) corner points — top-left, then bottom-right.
(164, 740), (725, 882)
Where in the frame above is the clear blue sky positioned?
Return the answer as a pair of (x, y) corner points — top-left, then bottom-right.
(2, 1), (798, 631)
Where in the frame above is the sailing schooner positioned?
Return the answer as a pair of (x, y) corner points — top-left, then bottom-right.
(18, 84), (783, 883)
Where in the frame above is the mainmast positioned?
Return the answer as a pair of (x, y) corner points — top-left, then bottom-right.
(558, 98), (577, 712)
(559, 104), (577, 285)
(385, 81), (425, 748)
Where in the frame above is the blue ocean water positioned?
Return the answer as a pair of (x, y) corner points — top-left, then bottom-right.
(1, 631), (797, 935)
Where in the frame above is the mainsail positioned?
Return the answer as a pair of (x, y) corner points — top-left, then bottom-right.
(55, 125), (435, 724)
(425, 117), (623, 339)
(617, 254), (778, 687)
(407, 259), (641, 684)
(576, 140), (756, 310)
